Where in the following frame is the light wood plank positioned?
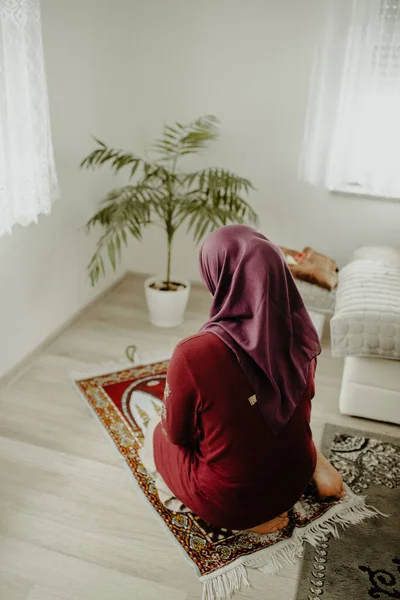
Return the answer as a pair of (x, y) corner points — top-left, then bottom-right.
(0, 574), (31, 600)
(0, 538), (187, 600)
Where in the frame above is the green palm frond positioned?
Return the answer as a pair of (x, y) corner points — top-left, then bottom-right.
(81, 139), (154, 180)
(183, 201), (250, 244)
(175, 195), (257, 244)
(153, 116), (219, 163)
(180, 167), (259, 232)
(86, 184), (159, 286)
(180, 201), (226, 244)
(189, 167), (254, 200)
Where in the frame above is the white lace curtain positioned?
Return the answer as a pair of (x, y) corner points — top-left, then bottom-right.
(300, 0), (400, 199)
(0, 0), (59, 237)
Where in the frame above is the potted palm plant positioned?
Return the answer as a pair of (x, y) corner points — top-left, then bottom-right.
(81, 115), (257, 327)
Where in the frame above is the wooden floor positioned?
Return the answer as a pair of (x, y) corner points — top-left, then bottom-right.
(1, 273), (398, 600)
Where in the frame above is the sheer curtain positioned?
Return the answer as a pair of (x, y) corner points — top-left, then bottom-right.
(0, 0), (59, 237)
(300, 0), (400, 199)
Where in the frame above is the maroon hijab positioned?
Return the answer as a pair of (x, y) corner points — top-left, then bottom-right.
(199, 225), (321, 434)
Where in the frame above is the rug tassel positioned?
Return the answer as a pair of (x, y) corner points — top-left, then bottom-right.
(201, 496), (382, 599)
(70, 349), (173, 381)
(202, 564), (249, 600)
(257, 542), (300, 574)
(245, 494), (383, 576)
(300, 498), (385, 548)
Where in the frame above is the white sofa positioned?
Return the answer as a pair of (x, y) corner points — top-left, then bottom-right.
(331, 247), (400, 425)
(339, 356), (400, 424)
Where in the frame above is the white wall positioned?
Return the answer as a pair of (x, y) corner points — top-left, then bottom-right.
(42, 0), (397, 284)
(1, 0), (399, 377)
(0, 1), (125, 378)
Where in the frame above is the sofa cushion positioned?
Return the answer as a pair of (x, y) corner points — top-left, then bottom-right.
(331, 258), (400, 359)
(281, 246), (338, 291)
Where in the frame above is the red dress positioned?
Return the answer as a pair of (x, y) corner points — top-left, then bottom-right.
(153, 332), (317, 530)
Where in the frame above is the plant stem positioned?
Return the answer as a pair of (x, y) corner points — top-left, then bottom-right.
(165, 168), (176, 287)
(166, 231), (173, 286)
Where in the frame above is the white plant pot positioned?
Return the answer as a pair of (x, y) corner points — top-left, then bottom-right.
(144, 276), (191, 328)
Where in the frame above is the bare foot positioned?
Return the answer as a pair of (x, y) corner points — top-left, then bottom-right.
(250, 512), (289, 535)
(313, 451), (345, 499)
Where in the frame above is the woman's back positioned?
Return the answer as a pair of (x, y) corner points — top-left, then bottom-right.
(153, 332), (316, 530)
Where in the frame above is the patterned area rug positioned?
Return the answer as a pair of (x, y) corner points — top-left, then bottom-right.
(296, 425), (400, 600)
(73, 357), (379, 600)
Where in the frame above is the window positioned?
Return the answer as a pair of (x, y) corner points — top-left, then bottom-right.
(0, 0), (59, 237)
(300, 0), (400, 199)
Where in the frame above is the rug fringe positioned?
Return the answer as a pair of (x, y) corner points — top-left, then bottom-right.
(70, 349), (173, 381)
(246, 494), (383, 573)
(202, 564), (249, 600)
(201, 493), (384, 600)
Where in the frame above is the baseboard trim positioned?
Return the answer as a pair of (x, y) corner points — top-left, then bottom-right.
(0, 273), (129, 389)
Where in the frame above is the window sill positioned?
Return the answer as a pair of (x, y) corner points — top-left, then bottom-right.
(330, 183), (400, 202)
